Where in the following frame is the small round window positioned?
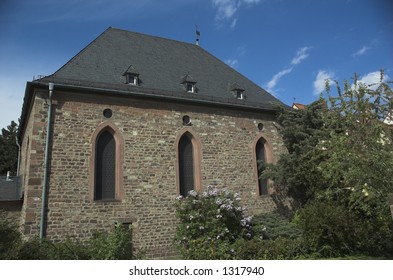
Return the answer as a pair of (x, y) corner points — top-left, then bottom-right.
(103, 109), (113, 118)
(182, 115), (191, 126)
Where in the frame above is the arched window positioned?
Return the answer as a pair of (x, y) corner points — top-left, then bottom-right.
(176, 129), (202, 196)
(95, 130), (116, 200)
(253, 135), (273, 196)
(256, 139), (268, 196)
(90, 122), (124, 201)
(178, 133), (194, 196)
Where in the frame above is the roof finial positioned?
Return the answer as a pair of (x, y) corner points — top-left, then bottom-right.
(196, 25), (200, 46)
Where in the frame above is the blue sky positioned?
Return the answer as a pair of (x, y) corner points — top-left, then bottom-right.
(0, 0), (392, 129)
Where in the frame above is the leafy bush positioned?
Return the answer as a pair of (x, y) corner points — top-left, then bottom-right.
(1, 218), (140, 260)
(17, 237), (90, 260)
(174, 186), (253, 259)
(232, 212), (303, 260)
(295, 199), (393, 258)
(252, 212), (301, 240)
(88, 222), (135, 260)
(233, 237), (302, 260)
(0, 213), (22, 259)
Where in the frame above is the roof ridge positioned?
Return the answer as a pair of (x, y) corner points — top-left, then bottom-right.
(108, 27), (200, 49)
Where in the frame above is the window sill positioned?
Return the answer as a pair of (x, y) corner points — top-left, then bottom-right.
(93, 199), (122, 203)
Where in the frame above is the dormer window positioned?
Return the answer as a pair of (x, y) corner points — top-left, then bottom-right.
(181, 74), (197, 93)
(231, 83), (245, 100)
(236, 90), (244, 100)
(186, 83), (195, 93)
(123, 65), (139, 86)
(127, 74), (138, 85)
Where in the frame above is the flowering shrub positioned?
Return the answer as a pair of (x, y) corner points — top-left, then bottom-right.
(174, 186), (254, 259)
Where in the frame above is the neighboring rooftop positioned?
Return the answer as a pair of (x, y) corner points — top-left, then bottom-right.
(35, 27), (284, 111)
(292, 102), (306, 110)
(0, 176), (22, 201)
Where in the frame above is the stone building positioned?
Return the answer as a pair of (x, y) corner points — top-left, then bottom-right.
(16, 27), (287, 258)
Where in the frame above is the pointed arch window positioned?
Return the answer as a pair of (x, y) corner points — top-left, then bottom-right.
(176, 129), (202, 197)
(179, 134), (194, 196)
(256, 139), (268, 196)
(90, 122), (124, 201)
(253, 135), (273, 196)
(95, 130), (116, 200)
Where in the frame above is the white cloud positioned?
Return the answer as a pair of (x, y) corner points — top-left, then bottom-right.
(352, 46), (370, 57)
(265, 46), (312, 93)
(291, 46), (312, 65)
(212, 0), (239, 20)
(243, 0), (261, 4)
(357, 71), (390, 90)
(313, 70), (335, 95)
(311, 70), (389, 97)
(212, 0), (262, 28)
(225, 46), (246, 68)
(230, 18), (238, 28)
(266, 67), (293, 90)
(226, 59), (239, 68)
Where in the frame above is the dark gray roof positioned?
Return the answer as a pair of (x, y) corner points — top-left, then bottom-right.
(37, 27), (284, 111)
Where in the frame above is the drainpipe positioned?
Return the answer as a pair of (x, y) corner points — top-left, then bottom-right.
(40, 82), (54, 239)
(16, 136), (21, 176)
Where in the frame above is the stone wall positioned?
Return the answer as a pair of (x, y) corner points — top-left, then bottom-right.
(19, 90), (49, 237)
(20, 88), (286, 258)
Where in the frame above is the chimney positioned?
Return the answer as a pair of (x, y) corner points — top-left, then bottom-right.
(6, 171), (12, 181)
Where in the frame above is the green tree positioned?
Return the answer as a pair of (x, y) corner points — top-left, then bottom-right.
(0, 120), (19, 175)
(265, 100), (328, 207)
(267, 71), (393, 207)
(266, 70), (393, 257)
(320, 71), (393, 214)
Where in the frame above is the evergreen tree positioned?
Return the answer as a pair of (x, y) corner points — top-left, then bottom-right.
(265, 100), (328, 206)
(0, 120), (19, 175)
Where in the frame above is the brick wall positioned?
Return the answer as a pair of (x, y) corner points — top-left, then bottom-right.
(20, 89), (286, 258)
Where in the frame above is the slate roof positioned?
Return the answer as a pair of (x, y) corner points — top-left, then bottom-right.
(20, 28), (287, 138)
(36, 27), (284, 109)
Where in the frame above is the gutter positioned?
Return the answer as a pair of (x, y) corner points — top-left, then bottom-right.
(40, 82), (54, 239)
(18, 80), (286, 143)
(30, 80), (283, 113)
